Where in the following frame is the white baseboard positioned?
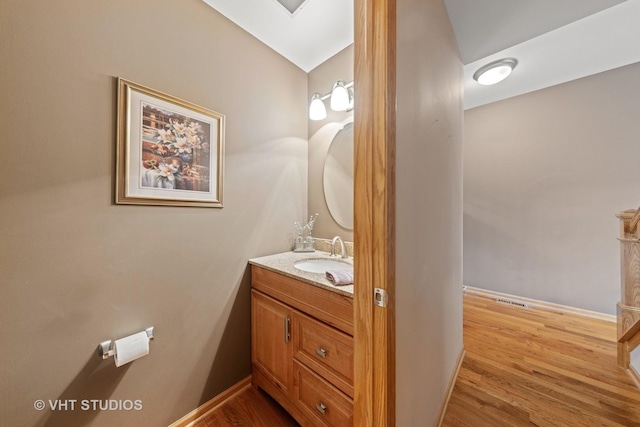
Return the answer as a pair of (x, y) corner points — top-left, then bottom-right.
(463, 286), (616, 323)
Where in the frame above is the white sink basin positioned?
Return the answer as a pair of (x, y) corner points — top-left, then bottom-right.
(293, 259), (352, 274)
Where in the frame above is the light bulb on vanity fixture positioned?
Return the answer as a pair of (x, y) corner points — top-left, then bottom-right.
(309, 93), (327, 120)
(473, 58), (518, 86)
(308, 80), (354, 120)
(330, 80), (350, 111)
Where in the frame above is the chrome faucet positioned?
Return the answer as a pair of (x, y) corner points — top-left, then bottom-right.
(330, 236), (347, 258)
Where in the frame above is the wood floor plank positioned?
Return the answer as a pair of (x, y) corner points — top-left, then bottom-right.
(463, 354), (630, 427)
(195, 386), (299, 427)
(442, 294), (640, 427)
(193, 417), (207, 427)
(232, 386), (299, 426)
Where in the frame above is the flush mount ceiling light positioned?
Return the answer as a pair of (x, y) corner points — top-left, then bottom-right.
(308, 80), (353, 120)
(473, 58), (518, 86)
(309, 93), (327, 120)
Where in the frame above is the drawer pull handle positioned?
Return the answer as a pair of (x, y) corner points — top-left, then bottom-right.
(316, 402), (327, 415)
(315, 348), (327, 358)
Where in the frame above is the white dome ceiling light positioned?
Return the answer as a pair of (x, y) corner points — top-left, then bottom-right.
(473, 58), (518, 86)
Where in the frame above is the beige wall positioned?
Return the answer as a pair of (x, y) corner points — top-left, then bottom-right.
(308, 45), (354, 241)
(464, 62), (640, 315)
(0, 1), (307, 426)
(395, 0), (464, 424)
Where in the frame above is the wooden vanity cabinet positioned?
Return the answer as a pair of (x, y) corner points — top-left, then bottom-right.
(251, 266), (354, 427)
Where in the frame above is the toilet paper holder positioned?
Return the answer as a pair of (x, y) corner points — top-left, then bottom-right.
(98, 327), (154, 360)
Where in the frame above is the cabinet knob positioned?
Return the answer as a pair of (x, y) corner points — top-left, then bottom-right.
(315, 347), (327, 358)
(316, 402), (327, 415)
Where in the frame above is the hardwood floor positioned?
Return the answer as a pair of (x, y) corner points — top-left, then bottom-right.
(193, 386), (299, 427)
(192, 293), (640, 426)
(442, 293), (640, 426)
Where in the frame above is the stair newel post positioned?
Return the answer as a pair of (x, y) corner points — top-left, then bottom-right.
(616, 208), (640, 367)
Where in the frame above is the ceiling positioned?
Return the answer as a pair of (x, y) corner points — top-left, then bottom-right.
(203, 0), (640, 109)
(458, 0), (640, 109)
(202, 0), (353, 73)
(445, 0), (626, 64)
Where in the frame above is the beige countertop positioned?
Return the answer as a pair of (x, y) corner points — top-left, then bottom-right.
(249, 250), (354, 297)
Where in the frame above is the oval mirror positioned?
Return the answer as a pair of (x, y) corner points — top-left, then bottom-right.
(323, 122), (354, 230)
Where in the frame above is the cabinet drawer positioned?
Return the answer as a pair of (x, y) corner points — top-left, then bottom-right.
(292, 311), (354, 398)
(293, 361), (353, 427)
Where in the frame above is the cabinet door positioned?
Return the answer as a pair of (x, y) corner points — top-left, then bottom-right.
(251, 290), (293, 394)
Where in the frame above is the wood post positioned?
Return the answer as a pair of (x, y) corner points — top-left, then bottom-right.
(616, 209), (640, 367)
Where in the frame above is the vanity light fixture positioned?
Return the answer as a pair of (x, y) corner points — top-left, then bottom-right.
(309, 94), (327, 120)
(473, 58), (518, 86)
(308, 80), (354, 120)
(330, 80), (350, 111)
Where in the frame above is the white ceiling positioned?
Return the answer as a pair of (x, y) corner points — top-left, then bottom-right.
(201, 0), (353, 73)
(444, 0), (626, 64)
(202, 0), (640, 109)
(463, 0), (640, 109)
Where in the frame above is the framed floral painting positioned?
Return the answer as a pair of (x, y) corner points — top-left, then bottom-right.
(116, 78), (225, 207)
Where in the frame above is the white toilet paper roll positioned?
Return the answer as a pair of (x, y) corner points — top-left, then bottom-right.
(114, 331), (149, 367)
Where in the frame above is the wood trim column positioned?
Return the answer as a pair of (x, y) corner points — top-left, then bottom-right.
(353, 0), (396, 425)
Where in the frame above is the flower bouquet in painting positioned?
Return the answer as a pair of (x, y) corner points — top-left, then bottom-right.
(140, 104), (211, 192)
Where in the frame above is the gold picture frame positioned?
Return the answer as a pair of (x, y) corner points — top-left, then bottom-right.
(116, 78), (225, 207)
